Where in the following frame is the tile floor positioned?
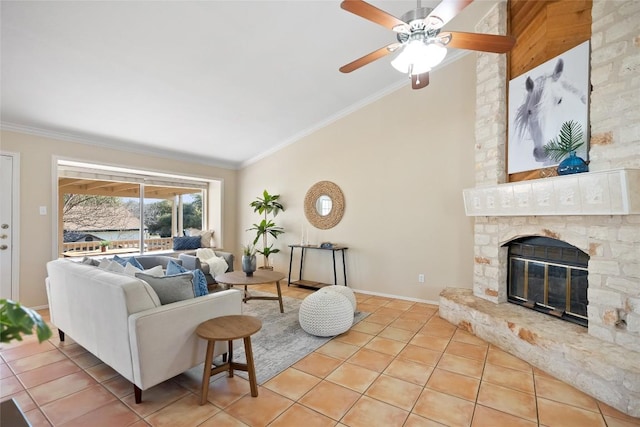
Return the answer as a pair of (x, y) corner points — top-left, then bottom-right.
(2, 285), (639, 427)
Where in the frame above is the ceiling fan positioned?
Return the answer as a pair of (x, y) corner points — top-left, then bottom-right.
(339, 0), (516, 89)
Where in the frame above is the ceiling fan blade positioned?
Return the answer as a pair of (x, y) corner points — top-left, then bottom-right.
(428, 0), (473, 28)
(339, 43), (400, 73)
(340, 0), (409, 33)
(411, 72), (430, 90)
(443, 31), (516, 53)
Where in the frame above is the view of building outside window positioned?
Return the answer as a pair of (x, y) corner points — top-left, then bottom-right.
(61, 183), (204, 256)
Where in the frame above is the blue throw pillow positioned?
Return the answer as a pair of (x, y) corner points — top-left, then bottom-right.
(173, 236), (202, 251)
(113, 255), (144, 270)
(166, 259), (208, 297)
(126, 257), (144, 270)
(112, 255), (128, 266)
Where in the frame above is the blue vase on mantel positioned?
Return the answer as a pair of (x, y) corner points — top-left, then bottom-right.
(557, 151), (589, 175)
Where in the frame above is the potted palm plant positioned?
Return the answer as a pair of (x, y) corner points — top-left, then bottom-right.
(543, 120), (588, 175)
(247, 190), (285, 269)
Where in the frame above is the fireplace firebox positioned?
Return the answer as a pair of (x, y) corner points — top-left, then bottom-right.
(506, 237), (589, 327)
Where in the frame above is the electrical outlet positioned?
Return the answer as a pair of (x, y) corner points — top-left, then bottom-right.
(418, 274), (425, 283)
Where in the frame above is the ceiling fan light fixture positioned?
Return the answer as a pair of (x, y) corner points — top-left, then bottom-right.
(390, 40), (447, 75)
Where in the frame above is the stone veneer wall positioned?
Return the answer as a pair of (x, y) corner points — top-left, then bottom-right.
(471, 0), (640, 353)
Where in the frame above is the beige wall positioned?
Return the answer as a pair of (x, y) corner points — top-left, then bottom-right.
(238, 55), (477, 302)
(1, 130), (238, 307)
(2, 54), (477, 307)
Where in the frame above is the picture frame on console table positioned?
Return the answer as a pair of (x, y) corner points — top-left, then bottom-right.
(507, 41), (590, 175)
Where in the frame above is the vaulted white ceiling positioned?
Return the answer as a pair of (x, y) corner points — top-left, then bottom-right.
(1, 1), (498, 169)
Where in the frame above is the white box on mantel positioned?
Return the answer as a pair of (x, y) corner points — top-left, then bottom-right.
(462, 169), (640, 216)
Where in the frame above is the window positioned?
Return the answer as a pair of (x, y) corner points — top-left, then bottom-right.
(57, 160), (219, 257)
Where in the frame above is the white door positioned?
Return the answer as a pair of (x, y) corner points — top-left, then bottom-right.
(0, 154), (15, 299)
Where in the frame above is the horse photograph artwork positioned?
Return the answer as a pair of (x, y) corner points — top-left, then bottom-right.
(508, 41), (590, 174)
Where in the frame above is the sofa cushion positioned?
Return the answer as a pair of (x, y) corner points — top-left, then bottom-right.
(166, 260), (208, 297)
(136, 272), (195, 304)
(173, 236), (202, 251)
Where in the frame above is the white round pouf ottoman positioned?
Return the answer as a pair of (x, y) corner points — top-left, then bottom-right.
(299, 290), (354, 337)
(318, 286), (357, 313)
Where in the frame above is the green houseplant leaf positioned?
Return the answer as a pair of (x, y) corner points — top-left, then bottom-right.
(0, 299), (52, 344)
(543, 120), (585, 162)
(247, 190), (285, 268)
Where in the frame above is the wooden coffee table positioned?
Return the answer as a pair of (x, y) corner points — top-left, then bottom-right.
(196, 315), (262, 404)
(214, 270), (285, 313)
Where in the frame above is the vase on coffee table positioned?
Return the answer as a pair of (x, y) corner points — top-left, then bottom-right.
(242, 255), (257, 277)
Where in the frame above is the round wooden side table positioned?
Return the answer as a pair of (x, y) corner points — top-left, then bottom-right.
(196, 315), (262, 405)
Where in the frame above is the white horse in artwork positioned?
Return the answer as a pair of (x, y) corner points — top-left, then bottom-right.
(513, 59), (587, 165)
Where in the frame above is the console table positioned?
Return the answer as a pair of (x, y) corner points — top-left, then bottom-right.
(287, 244), (348, 289)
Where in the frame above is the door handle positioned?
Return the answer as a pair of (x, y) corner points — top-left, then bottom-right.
(0, 234), (6, 239)
(1, 224), (8, 229)
(0, 245), (8, 250)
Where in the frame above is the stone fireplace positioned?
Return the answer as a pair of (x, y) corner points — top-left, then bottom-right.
(438, 0), (640, 417)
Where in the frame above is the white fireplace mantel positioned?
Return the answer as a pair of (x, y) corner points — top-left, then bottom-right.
(463, 169), (640, 216)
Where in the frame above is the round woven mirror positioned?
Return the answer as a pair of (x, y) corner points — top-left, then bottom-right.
(304, 181), (345, 229)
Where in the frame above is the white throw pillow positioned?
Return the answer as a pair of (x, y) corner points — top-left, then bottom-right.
(144, 265), (165, 277)
(185, 229), (214, 248)
(98, 259), (112, 269)
(124, 263), (164, 277)
(200, 230), (214, 248)
(106, 261), (125, 273)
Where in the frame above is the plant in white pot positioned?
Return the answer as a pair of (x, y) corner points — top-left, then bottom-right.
(247, 190), (285, 269)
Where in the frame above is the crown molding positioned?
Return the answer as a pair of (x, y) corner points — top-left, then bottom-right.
(240, 49), (470, 169)
(0, 122), (240, 170)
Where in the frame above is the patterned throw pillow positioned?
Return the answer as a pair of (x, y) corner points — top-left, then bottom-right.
(166, 259), (208, 297)
(173, 236), (202, 251)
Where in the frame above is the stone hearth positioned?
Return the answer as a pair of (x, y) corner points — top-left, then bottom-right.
(440, 288), (640, 416)
(437, 0), (640, 417)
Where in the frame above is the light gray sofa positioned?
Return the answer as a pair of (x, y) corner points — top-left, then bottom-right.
(46, 259), (243, 403)
(178, 251), (234, 285)
(132, 255), (182, 270)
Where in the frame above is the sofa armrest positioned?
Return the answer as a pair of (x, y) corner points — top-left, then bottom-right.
(128, 289), (243, 391)
(178, 253), (206, 273)
(214, 251), (234, 272)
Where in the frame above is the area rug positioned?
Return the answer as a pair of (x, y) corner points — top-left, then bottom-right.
(228, 290), (369, 384)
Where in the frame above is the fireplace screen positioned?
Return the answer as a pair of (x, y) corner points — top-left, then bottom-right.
(507, 237), (589, 327)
